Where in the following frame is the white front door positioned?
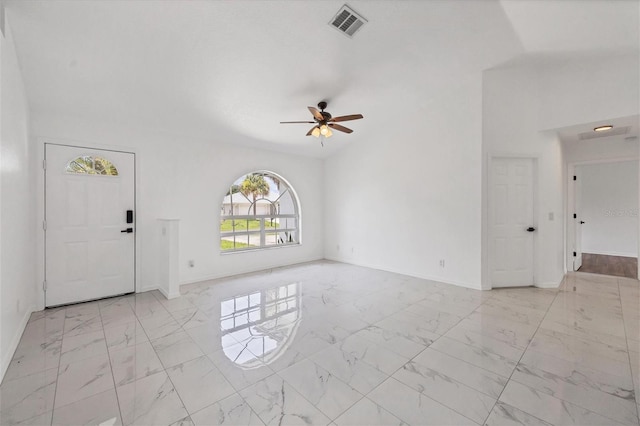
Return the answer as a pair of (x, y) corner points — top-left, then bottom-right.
(573, 167), (583, 271)
(489, 158), (535, 288)
(45, 144), (135, 307)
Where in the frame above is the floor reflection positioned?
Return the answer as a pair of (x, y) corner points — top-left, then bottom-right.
(220, 282), (301, 368)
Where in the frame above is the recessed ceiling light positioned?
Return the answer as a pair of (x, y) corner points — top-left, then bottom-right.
(593, 125), (613, 132)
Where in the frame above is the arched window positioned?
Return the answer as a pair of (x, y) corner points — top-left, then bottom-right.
(65, 156), (118, 176)
(220, 171), (300, 252)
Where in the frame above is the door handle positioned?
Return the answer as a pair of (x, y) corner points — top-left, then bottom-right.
(121, 228), (133, 233)
(580, 221), (585, 224)
(526, 227), (536, 232)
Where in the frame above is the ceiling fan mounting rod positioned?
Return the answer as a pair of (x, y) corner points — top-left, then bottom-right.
(317, 101), (327, 111)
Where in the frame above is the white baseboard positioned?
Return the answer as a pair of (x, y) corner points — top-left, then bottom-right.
(137, 257), (325, 294)
(534, 273), (565, 289)
(138, 286), (158, 293)
(138, 283), (180, 300)
(1, 304), (36, 384)
(157, 287), (180, 300)
(323, 255), (483, 290)
(534, 281), (561, 289)
(179, 256), (324, 287)
(583, 251), (637, 258)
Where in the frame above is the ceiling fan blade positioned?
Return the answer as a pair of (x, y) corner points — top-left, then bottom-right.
(328, 123), (353, 134)
(280, 121), (316, 124)
(308, 107), (324, 121)
(306, 126), (318, 136)
(330, 114), (363, 122)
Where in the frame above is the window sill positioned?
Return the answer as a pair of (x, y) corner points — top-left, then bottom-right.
(220, 242), (301, 255)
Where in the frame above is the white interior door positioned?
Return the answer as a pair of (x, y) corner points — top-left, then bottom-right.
(45, 144), (135, 307)
(489, 158), (535, 288)
(573, 168), (583, 271)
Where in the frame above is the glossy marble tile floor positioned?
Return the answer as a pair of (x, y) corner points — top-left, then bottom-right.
(1, 261), (639, 426)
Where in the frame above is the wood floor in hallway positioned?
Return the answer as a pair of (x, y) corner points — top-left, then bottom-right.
(579, 252), (638, 279)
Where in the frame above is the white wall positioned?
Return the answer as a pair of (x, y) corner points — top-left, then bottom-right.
(564, 136), (639, 164)
(578, 161), (638, 257)
(482, 66), (566, 289)
(0, 13), (37, 381)
(538, 55), (640, 131)
(1, 3), (4, 383)
(324, 77), (483, 289)
(31, 113), (324, 304)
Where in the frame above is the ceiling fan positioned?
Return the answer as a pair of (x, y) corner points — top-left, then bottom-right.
(280, 101), (363, 140)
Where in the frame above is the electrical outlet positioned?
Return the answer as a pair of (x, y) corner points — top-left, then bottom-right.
(188, 260), (195, 268)
(439, 259), (445, 268)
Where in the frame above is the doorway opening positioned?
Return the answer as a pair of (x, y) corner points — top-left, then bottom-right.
(570, 160), (638, 279)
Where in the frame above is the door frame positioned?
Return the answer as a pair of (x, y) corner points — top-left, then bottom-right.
(565, 156), (640, 275)
(485, 154), (539, 290)
(37, 138), (140, 311)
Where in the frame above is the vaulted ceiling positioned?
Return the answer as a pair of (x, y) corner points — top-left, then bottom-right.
(6, 0), (639, 158)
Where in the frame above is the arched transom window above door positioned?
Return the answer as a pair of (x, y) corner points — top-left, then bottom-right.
(65, 155), (119, 176)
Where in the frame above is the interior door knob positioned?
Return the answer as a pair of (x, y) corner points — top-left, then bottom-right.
(121, 228), (133, 233)
(526, 227), (536, 232)
(580, 221), (585, 224)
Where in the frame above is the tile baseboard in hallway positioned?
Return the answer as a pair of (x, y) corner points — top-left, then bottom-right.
(579, 253), (638, 279)
(1, 261), (639, 425)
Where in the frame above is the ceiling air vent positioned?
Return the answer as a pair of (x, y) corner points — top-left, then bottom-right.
(578, 126), (630, 140)
(329, 5), (367, 38)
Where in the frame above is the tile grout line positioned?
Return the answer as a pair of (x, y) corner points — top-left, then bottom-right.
(494, 274), (637, 426)
(351, 288), (505, 425)
(555, 273), (640, 424)
(164, 291), (255, 422)
(333, 285), (498, 424)
(46, 303), (113, 424)
(246, 285), (419, 424)
(333, 291), (446, 422)
(271, 359), (367, 424)
(154, 289), (274, 425)
(48, 306), (68, 426)
(264, 313), (370, 424)
(139, 292), (193, 424)
(98, 300), (126, 426)
(411, 288), (528, 425)
(478, 280), (562, 426)
(617, 277), (640, 424)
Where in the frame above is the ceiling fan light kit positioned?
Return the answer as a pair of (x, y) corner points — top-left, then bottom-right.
(319, 124), (332, 137)
(280, 101), (363, 145)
